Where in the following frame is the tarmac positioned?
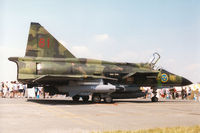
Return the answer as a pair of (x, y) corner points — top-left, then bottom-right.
(0, 98), (200, 133)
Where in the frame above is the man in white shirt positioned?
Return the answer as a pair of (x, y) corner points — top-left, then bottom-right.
(9, 81), (14, 98)
(13, 81), (19, 98)
(3, 82), (8, 98)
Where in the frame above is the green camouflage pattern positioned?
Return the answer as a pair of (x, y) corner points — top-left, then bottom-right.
(8, 56), (191, 88)
(9, 22), (192, 89)
(25, 22), (75, 58)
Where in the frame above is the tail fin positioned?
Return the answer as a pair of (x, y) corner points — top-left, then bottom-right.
(25, 22), (75, 58)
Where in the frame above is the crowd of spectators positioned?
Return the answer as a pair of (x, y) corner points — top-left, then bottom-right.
(0, 81), (26, 98)
(1, 81), (200, 102)
(0, 81), (48, 99)
(144, 87), (200, 101)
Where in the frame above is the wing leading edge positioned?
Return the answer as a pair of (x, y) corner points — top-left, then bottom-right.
(32, 74), (117, 84)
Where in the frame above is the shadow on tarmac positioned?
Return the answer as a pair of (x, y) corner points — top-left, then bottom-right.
(26, 98), (185, 105)
(27, 99), (93, 105)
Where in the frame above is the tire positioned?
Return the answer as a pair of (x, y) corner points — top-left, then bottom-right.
(151, 96), (158, 102)
(92, 95), (101, 103)
(104, 97), (113, 103)
(82, 96), (89, 102)
(72, 95), (80, 102)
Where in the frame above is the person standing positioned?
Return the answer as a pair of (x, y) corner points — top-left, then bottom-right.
(22, 84), (27, 97)
(9, 81), (14, 98)
(198, 88), (200, 102)
(166, 89), (170, 99)
(18, 83), (24, 98)
(3, 82), (8, 98)
(0, 82), (3, 97)
(188, 87), (191, 96)
(34, 87), (38, 98)
(13, 81), (19, 98)
(181, 87), (184, 99)
(170, 88), (175, 99)
(163, 89), (166, 98)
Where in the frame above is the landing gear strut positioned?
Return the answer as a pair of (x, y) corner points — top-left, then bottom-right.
(72, 95), (80, 102)
(82, 96), (89, 102)
(151, 87), (158, 102)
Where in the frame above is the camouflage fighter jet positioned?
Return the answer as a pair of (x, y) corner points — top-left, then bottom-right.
(9, 22), (192, 103)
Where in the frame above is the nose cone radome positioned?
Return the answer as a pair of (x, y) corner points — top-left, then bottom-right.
(182, 77), (193, 86)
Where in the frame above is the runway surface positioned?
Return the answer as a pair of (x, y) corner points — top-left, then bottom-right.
(0, 98), (200, 133)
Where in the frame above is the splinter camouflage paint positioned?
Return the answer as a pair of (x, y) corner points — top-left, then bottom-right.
(8, 22), (192, 103)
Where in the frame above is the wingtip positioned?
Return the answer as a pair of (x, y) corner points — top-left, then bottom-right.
(8, 57), (18, 62)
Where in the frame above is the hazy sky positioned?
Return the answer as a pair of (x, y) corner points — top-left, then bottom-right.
(0, 0), (200, 83)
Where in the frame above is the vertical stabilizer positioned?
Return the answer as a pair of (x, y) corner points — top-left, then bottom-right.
(25, 22), (75, 58)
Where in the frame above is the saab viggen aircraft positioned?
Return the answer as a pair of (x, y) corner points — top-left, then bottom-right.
(9, 22), (192, 103)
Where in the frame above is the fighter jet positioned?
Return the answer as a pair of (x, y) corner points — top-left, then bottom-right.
(8, 22), (192, 103)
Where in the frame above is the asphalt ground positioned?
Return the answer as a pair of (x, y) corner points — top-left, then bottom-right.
(0, 98), (200, 133)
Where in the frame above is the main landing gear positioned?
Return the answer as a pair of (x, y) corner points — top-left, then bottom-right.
(72, 95), (80, 102)
(82, 96), (89, 102)
(92, 95), (101, 103)
(92, 94), (113, 103)
(151, 87), (158, 102)
(72, 94), (113, 103)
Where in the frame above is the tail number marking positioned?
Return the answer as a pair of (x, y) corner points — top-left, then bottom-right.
(38, 38), (50, 48)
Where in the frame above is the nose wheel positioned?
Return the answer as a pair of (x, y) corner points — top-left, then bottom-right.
(151, 96), (158, 102)
(151, 87), (158, 102)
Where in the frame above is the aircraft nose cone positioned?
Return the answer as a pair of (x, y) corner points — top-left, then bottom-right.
(182, 77), (192, 86)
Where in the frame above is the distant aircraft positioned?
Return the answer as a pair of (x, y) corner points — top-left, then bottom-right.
(9, 22), (192, 103)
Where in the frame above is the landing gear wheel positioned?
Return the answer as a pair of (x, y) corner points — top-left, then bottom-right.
(151, 87), (158, 102)
(104, 96), (113, 103)
(82, 96), (89, 102)
(151, 96), (158, 102)
(92, 95), (101, 103)
(72, 95), (80, 102)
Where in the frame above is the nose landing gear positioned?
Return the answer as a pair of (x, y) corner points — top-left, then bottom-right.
(151, 87), (158, 102)
(151, 96), (158, 102)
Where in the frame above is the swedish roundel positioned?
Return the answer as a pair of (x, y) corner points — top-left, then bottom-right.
(161, 73), (168, 83)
